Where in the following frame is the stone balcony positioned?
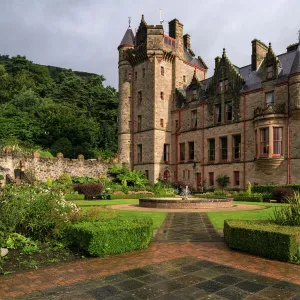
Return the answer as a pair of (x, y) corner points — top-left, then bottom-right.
(253, 103), (286, 119)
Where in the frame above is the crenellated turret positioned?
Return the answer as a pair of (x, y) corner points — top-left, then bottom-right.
(118, 27), (134, 166)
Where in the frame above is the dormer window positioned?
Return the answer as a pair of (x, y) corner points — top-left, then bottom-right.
(266, 91), (274, 107)
(219, 80), (223, 92)
(192, 89), (197, 100)
(225, 79), (229, 91)
(225, 102), (233, 122)
(215, 104), (221, 124)
(267, 65), (274, 79)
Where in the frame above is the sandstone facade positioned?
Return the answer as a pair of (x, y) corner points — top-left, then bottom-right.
(118, 15), (300, 190)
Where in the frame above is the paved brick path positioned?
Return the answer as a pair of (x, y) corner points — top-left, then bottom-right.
(0, 213), (299, 299)
(155, 213), (223, 242)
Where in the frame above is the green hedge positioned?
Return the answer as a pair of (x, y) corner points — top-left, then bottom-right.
(224, 219), (300, 262)
(233, 195), (263, 202)
(194, 194), (227, 199)
(65, 217), (153, 257)
(253, 184), (300, 194)
(110, 194), (172, 200)
(64, 194), (85, 200)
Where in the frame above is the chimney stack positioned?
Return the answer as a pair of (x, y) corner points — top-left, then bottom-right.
(183, 34), (191, 50)
(251, 39), (268, 71)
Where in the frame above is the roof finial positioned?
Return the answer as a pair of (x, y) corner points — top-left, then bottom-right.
(222, 48), (226, 56)
(160, 9), (164, 25)
(128, 17), (131, 28)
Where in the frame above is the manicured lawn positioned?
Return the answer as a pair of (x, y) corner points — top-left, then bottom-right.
(208, 206), (279, 230)
(74, 199), (167, 229)
(233, 201), (288, 207)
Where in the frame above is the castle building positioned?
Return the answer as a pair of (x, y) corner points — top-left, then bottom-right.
(118, 15), (300, 190)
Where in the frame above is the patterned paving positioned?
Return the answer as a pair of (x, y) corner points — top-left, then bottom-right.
(14, 257), (300, 299)
(155, 213), (223, 242)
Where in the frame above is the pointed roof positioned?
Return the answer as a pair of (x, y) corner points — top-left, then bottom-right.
(290, 43), (300, 74)
(119, 28), (135, 48)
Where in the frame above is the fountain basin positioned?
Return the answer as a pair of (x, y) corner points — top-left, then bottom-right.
(139, 197), (233, 209)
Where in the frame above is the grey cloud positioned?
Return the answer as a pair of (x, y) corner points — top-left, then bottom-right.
(0, 0), (299, 88)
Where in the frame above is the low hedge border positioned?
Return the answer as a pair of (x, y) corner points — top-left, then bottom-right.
(194, 194), (227, 199)
(224, 219), (300, 262)
(253, 184), (300, 194)
(65, 217), (153, 257)
(233, 195), (263, 202)
(110, 194), (175, 200)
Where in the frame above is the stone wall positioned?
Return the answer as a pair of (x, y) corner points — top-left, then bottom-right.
(0, 152), (111, 181)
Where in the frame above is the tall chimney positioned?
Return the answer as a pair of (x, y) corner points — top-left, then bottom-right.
(251, 39), (268, 71)
(183, 34), (190, 50)
(168, 19), (183, 40)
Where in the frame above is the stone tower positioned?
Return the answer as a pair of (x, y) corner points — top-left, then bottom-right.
(118, 26), (135, 166)
(118, 15), (207, 184)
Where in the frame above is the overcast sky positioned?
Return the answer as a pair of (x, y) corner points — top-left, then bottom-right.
(0, 0), (299, 88)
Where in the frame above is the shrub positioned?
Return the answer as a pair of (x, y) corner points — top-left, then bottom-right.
(216, 175), (230, 189)
(224, 219), (300, 262)
(71, 176), (97, 184)
(253, 184), (300, 194)
(246, 181), (252, 196)
(271, 192), (300, 226)
(57, 173), (72, 186)
(233, 193), (263, 202)
(78, 206), (119, 222)
(272, 187), (295, 203)
(111, 194), (158, 200)
(47, 177), (53, 186)
(74, 183), (104, 199)
(65, 217), (153, 257)
(0, 174), (4, 181)
(0, 185), (81, 241)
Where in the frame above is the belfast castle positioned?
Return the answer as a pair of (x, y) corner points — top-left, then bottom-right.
(117, 15), (300, 190)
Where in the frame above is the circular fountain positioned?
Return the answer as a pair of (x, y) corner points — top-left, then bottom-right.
(139, 186), (233, 209)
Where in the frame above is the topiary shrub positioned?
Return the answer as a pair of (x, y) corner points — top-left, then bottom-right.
(65, 217), (153, 257)
(74, 183), (104, 200)
(224, 219), (300, 262)
(57, 173), (72, 186)
(272, 187), (294, 203)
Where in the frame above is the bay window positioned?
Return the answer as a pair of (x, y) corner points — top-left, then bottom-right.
(260, 128), (269, 156)
(273, 127), (283, 156)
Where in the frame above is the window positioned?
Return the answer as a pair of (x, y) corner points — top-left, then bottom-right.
(192, 89), (197, 100)
(188, 170), (190, 180)
(208, 139), (215, 161)
(232, 135), (241, 160)
(163, 170), (170, 180)
(255, 130), (258, 157)
(128, 72), (132, 82)
(128, 120), (131, 129)
(267, 65), (273, 79)
(225, 102), (233, 122)
(273, 127), (283, 156)
(209, 172), (214, 186)
(183, 170), (185, 179)
(260, 128), (269, 156)
(225, 79), (229, 91)
(135, 72), (137, 80)
(220, 137), (228, 161)
(175, 120), (179, 128)
(138, 91), (142, 105)
(180, 143), (185, 161)
(219, 80), (223, 92)
(161, 92), (164, 100)
(160, 119), (164, 127)
(266, 91), (274, 107)
(145, 170), (149, 180)
(142, 68), (145, 78)
(137, 115), (142, 131)
(188, 142), (194, 161)
(137, 144), (142, 162)
(215, 104), (221, 124)
(183, 75), (186, 82)
(191, 110), (197, 127)
(233, 171), (240, 186)
(164, 144), (170, 162)
(161, 66), (164, 76)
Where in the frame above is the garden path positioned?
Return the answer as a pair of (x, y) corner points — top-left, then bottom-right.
(0, 213), (299, 299)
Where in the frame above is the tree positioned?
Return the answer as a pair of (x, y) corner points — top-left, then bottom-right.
(216, 175), (230, 190)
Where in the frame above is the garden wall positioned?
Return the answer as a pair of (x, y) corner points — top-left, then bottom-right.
(0, 152), (113, 181)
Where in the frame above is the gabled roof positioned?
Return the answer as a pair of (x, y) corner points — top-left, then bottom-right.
(119, 28), (135, 48)
(184, 48), (207, 69)
(290, 45), (300, 75)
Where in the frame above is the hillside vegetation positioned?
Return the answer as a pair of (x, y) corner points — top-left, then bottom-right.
(0, 55), (118, 159)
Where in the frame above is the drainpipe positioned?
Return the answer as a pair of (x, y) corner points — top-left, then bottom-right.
(131, 66), (135, 171)
(175, 110), (181, 182)
(202, 103), (205, 187)
(287, 84), (291, 184)
(243, 94), (246, 189)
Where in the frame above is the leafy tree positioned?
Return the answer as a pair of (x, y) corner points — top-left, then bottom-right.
(216, 175), (230, 190)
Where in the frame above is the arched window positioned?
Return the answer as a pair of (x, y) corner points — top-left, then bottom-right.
(163, 170), (170, 181)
